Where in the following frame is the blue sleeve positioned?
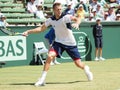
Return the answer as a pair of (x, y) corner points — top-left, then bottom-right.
(44, 28), (55, 44)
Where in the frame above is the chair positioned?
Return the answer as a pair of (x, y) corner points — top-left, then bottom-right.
(33, 42), (48, 65)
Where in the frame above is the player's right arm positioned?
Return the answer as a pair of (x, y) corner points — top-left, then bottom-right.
(23, 23), (47, 36)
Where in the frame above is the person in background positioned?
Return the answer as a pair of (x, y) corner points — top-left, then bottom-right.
(104, 12), (109, 21)
(27, 0), (37, 14)
(0, 14), (8, 28)
(79, 0), (89, 12)
(116, 13), (120, 20)
(108, 0), (117, 3)
(76, 4), (86, 21)
(35, 4), (47, 20)
(117, 0), (120, 5)
(91, 8), (97, 21)
(87, 13), (95, 21)
(115, 5), (120, 20)
(70, 0), (79, 9)
(96, 3), (105, 21)
(44, 28), (61, 65)
(106, 7), (116, 21)
(93, 18), (105, 61)
(63, 2), (75, 16)
(54, 0), (67, 6)
(35, 0), (44, 6)
(108, 0), (119, 8)
(100, 0), (109, 8)
(90, 0), (99, 10)
(115, 5), (120, 14)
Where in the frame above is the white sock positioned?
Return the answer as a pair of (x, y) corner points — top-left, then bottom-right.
(84, 65), (90, 73)
(40, 71), (47, 81)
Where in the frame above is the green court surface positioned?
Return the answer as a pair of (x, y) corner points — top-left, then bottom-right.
(0, 59), (120, 90)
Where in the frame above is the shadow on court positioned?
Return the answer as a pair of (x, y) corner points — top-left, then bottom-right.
(5, 80), (88, 85)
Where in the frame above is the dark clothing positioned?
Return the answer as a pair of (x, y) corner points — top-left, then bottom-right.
(93, 24), (103, 37)
(50, 41), (81, 60)
(93, 24), (103, 48)
(94, 37), (103, 48)
(115, 8), (120, 14)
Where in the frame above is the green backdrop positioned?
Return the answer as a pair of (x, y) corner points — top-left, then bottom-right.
(0, 21), (120, 67)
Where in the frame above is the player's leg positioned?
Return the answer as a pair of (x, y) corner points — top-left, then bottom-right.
(35, 42), (62, 86)
(35, 51), (56, 86)
(74, 59), (84, 69)
(44, 38), (55, 65)
(74, 60), (93, 81)
(66, 46), (93, 81)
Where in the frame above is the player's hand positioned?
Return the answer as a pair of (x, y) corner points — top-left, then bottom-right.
(72, 23), (79, 30)
(22, 31), (28, 36)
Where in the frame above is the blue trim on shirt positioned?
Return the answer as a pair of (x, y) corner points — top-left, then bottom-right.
(66, 23), (72, 30)
(51, 13), (72, 30)
(51, 13), (66, 20)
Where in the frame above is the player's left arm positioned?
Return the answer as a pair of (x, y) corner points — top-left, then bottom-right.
(71, 16), (81, 30)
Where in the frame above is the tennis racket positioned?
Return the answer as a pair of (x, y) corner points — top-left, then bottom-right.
(0, 27), (23, 36)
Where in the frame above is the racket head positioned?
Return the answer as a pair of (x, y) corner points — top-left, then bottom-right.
(0, 27), (22, 36)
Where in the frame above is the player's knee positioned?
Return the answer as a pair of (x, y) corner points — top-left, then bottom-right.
(48, 53), (56, 60)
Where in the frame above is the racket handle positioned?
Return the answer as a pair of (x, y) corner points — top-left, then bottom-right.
(15, 32), (23, 35)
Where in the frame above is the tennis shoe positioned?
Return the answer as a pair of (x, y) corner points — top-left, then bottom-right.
(84, 66), (93, 81)
(86, 71), (93, 81)
(95, 57), (99, 61)
(34, 78), (45, 86)
(99, 57), (105, 61)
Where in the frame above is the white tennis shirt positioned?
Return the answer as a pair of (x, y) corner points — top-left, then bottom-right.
(45, 14), (76, 46)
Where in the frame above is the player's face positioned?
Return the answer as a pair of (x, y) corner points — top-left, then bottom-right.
(53, 5), (62, 19)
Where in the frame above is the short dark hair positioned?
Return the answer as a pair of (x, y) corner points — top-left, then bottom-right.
(53, 3), (61, 9)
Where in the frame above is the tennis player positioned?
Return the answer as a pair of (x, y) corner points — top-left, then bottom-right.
(23, 2), (93, 86)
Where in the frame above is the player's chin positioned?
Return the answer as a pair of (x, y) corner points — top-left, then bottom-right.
(58, 13), (62, 16)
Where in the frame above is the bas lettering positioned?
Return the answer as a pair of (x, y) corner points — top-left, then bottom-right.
(0, 39), (24, 57)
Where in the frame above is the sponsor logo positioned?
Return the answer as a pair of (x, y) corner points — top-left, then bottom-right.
(75, 32), (90, 58)
(0, 36), (26, 61)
